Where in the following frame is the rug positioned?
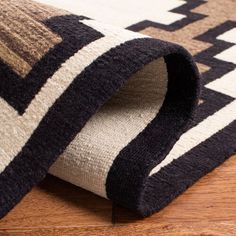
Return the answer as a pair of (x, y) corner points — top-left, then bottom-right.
(0, 0), (235, 218)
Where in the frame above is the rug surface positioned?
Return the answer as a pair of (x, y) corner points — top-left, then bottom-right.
(0, 0), (235, 218)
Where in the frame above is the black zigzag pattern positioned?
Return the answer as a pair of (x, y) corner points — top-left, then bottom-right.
(127, 0), (206, 32)
(195, 21), (236, 85)
(191, 21), (236, 125)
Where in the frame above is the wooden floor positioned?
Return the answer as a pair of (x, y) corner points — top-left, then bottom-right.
(0, 155), (236, 236)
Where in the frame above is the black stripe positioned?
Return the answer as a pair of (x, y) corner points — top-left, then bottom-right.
(0, 38), (200, 218)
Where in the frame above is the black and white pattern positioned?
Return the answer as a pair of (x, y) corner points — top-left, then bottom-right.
(39, 0), (236, 217)
(0, 1), (200, 218)
(1, 0), (235, 219)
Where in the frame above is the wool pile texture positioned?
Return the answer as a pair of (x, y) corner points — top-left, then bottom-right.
(0, 0), (235, 218)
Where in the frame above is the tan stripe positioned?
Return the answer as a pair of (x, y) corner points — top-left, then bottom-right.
(0, 41), (31, 78)
(7, 0), (68, 21)
(0, 23), (39, 67)
(196, 63), (210, 74)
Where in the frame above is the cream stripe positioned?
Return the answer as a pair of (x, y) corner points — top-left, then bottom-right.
(214, 45), (236, 64)
(35, 0), (185, 28)
(217, 28), (236, 44)
(0, 19), (146, 173)
(150, 99), (236, 175)
(205, 69), (236, 99)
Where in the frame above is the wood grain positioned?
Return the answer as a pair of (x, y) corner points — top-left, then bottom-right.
(0, 155), (236, 236)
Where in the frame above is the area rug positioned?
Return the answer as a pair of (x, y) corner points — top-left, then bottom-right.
(0, 0), (235, 218)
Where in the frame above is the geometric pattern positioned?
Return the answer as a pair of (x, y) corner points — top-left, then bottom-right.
(41, 0), (236, 214)
(0, 0), (201, 218)
(0, 14), (103, 114)
(0, 0), (235, 219)
(147, 3), (236, 208)
(45, 0), (236, 212)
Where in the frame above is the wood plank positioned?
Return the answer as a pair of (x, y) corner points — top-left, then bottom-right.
(0, 155), (235, 235)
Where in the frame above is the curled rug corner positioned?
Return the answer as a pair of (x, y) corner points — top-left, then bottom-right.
(0, 0), (201, 218)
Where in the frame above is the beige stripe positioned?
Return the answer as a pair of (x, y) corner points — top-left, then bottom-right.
(50, 57), (167, 198)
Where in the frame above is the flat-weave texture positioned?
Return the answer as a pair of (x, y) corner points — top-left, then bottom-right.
(37, 0), (236, 216)
(0, 0), (235, 218)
